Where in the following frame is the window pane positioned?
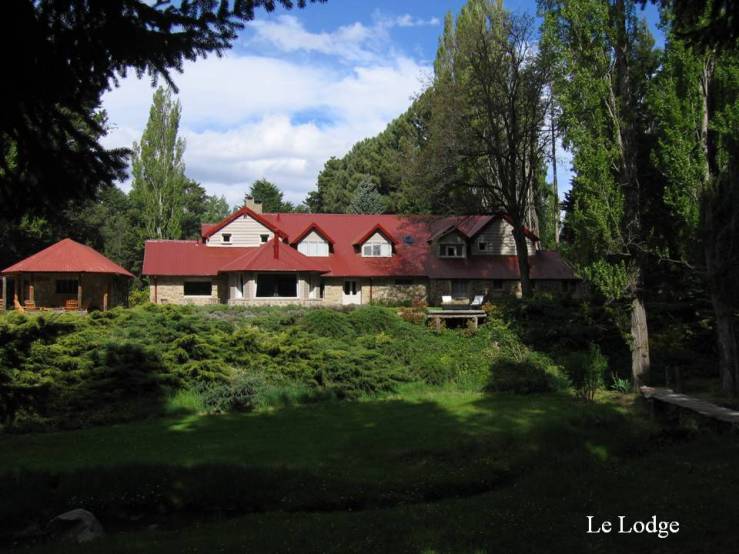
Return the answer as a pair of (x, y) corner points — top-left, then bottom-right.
(372, 244), (381, 256)
(184, 281), (212, 296)
(257, 274), (296, 297)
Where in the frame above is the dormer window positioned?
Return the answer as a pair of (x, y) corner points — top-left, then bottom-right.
(260, 234), (269, 243)
(478, 241), (487, 251)
(439, 244), (465, 258)
(362, 242), (391, 257)
(222, 233), (232, 244)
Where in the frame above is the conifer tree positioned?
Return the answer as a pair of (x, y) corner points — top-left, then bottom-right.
(131, 87), (187, 240)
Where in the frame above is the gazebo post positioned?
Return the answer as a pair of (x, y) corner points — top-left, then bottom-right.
(77, 273), (83, 310)
(29, 273), (35, 305)
(14, 275), (20, 305)
(103, 277), (110, 311)
(1, 276), (6, 311)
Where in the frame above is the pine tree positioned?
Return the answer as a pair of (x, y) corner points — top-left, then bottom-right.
(347, 178), (386, 214)
(1, 0), (323, 220)
(131, 87), (187, 240)
(248, 179), (293, 213)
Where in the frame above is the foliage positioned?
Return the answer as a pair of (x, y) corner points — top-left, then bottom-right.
(346, 178), (386, 214)
(609, 372), (632, 394)
(128, 288), (150, 307)
(1, 0), (321, 220)
(563, 344), (608, 401)
(131, 87), (188, 240)
(248, 179), (295, 213)
(0, 305), (505, 430)
(487, 351), (566, 394)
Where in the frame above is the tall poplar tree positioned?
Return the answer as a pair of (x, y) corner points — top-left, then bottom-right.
(541, 0), (659, 388)
(425, 0), (552, 296)
(649, 25), (739, 394)
(131, 87), (187, 240)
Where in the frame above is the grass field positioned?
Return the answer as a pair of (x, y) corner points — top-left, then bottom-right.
(4, 386), (739, 553)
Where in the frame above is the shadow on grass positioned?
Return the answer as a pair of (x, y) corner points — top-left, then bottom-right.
(0, 391), (659, 552)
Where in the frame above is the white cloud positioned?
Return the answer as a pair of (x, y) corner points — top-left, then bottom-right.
(101, 14), (431, 205)
(380, 14), (441, 28)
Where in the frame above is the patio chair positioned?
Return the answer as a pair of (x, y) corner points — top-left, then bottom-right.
(441, 295), (453, 305)
(470, 295), (485, 308)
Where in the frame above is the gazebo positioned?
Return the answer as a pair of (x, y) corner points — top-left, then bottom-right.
(1, 239), (133, 311)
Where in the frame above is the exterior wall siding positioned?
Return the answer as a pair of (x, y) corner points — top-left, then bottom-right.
(471, 219), (536, 256)
(205, 215), (273, 247)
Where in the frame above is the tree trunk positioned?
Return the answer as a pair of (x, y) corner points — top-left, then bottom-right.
(699, 54), (738, 394)
(512, 227), (532, 297)
(630, 287), (650, 390)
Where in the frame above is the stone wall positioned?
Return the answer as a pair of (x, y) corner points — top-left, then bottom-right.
(150, 275), (224, 305)
(362, 278), (427, 305)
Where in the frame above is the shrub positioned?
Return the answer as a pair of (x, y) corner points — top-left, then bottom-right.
(609, 372), (631, 394)
(564, 344), (608, 401)
(196, 372), (268, 413)
(298, 309), (354, 338)
(487, 351), (566, 394)
(346, 306), (401, 334)
(128, 288), (150, 306)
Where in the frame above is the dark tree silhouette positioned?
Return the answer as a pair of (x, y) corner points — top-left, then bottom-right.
(0, 0), (324, 219)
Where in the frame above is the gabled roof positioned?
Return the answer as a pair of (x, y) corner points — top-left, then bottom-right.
(427, 223), (470, 243)
(352, 223), (398, 247)
(467, 213), (539, 242)
(2, 239), (133, 277)
(143, 241), (255, 277)
(201, 206), (287, 241)
(289, 222), (335, 246)
(219, 239), (329, 273)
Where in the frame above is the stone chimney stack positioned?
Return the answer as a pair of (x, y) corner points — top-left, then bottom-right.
(244, 195), (263, 214)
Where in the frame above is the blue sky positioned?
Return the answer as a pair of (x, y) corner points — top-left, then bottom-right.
(101, 0), (663, 207)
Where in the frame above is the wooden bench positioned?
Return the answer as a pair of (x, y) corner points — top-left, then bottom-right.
(641, 386), (739, 427)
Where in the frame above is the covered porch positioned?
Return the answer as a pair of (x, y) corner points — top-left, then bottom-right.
(1, 238), (133, 312)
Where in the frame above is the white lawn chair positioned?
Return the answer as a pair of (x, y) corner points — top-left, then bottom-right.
(470, 295), (485, 308)
(441, 295), (453, 305)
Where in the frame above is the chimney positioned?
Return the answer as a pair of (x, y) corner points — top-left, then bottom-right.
(244, 195), (263, 214)
(273, 237), (279, 259)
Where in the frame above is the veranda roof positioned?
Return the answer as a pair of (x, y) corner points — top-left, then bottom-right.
(1, 238), (133, 277)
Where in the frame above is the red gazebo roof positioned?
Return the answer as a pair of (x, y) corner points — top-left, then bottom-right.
(2, 239), (133, 277)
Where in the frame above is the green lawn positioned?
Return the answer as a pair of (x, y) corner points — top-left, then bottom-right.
(4, 387), (739, 552)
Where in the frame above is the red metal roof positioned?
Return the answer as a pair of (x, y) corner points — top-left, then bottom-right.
(220, 239), (329, 273)
(143, 213), (576, 280)
(143, 241), (256, 276)
(351, 223), (398, 246)
(201, 207), (287, 240)
(289, 222), (335, 246)
(2, 239), (133, 277)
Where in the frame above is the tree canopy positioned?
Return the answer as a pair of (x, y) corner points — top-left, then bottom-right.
(1, 0), (324, 220)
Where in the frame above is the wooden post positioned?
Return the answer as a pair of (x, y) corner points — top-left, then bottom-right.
(434, 316), (441, 332)
(153, 277), (158, 304)
(29, 273), (35, 304)
(14, 276), (19, 305)
(1, 276), (6, 311)
(103, 278), (110, 311)
(77, 273), (83, 310)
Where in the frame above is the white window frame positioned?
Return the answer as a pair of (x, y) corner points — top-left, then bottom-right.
(361, 242), (392, 257)
(439, 244), (465, 258)
(298, 240), (330, 257)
